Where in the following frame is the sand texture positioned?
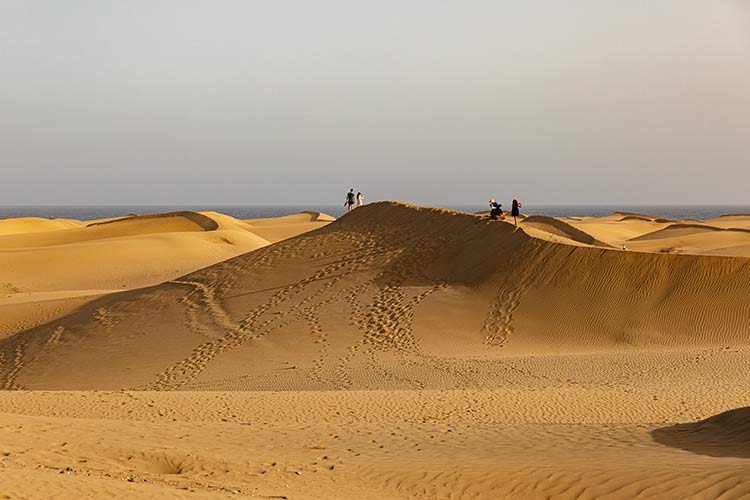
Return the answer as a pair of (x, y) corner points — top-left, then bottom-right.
(0, 210), (330, 340)
(1, 202), (750, 499)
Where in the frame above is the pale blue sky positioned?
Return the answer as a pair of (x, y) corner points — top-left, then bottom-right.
(1, 1), (748, 205)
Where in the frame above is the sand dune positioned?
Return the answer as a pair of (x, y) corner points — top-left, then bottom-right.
(2, 201), (749, 390)
(0, 211), (224, 249)
(565, 216), (671, 247)
(520, 214), (611, 247)
(0, 210), (330, 294)
(0, 216), (83, 235)
(633, 222), (750, 239)
(3, 202), (749, 389)
(242, 211), (335, 243)
(622, 223), (750, 256)
(2, 202), (750, 499)
(545, 212), (750, 257)
(0, 210), (331, 343)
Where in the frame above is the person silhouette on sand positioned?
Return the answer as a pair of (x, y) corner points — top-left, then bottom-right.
(345, 189), (356, 212)
(356, 192), (364, 207)
(511, 199), (522, 227)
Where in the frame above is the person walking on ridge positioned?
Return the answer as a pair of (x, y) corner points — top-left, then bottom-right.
(511, 199), (522, 227)
(356, 192), (364, 207)
(345, 188), (356, 212)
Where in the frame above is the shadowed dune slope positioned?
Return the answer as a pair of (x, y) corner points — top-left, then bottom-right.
(653, 407), (750, 458)
(1, 202), (749, 390)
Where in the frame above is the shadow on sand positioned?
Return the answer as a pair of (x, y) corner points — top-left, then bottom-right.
(652, 407), (750, 458)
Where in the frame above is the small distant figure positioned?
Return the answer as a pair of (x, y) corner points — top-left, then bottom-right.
(511, 199), (522, 227)
(356, 192), (364, 207)
(345, 188), (356, 212)
(488, 198), (504, 220)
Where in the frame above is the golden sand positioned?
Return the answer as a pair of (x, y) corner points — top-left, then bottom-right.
(1, 203), (749, 499)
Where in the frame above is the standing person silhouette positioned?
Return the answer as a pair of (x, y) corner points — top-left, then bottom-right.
(345, 188), (356, 212)
(356, 192), (364, 207)
(511, 199), (522, 227)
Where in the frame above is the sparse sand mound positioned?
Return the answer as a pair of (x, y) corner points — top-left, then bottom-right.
(301, 211), (337, 222)
(626, 223), (750, 256)
(706, 214), (750, 231)
(0, 217), (83, 235)
(612, 211), (665, 221)
(561, 214), (750, 256)
(3, 201), (749, 391)
(243, 211), (336, 225)
(618, 215), (673, 224)
(631, 223), (748, 240)
(0, 211), (219, 249)
(86, 211), (220, 231)
(709, 214), (750, 220)
(0, 210), (332, 343)
(520, 215), (611, 247)
(242, 211), (335, 242)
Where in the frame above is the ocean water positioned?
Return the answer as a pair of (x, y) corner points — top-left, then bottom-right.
(0, 204), (748, 222)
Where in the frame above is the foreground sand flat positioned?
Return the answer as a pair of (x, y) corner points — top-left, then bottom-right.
(2, 388), (750, 499)
(1, 203), (750, 499)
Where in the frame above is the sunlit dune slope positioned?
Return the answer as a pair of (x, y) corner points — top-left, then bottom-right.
(243, 211), (335, 242)
(520, 215), (611, 247)
(542, 212), (750, 256)
(0, 210), (331, 340)
(707, 214), (750, 230)
(624, 223), (750, 256)
(2, 202), (748, 391)
(0, 217), (83, 236)
(0, 212), (267, 296)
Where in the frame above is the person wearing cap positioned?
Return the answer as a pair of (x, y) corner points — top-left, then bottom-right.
(489, 198), (503, 220)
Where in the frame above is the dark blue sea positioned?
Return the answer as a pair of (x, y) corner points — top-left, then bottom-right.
(1, 204), (748, 221)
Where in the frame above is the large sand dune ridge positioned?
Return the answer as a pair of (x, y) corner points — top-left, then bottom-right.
(2, 202), (750, 499)
(2, 202), (749, 391)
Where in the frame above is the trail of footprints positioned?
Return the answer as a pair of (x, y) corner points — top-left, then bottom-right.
(0, 344), (26, 390)
(0, 221), (518, 391)
(482, 288), (519, 347)
(131, 224), (521, 390)
(145, 234), (374, 389)
(480, 245), (557, 347)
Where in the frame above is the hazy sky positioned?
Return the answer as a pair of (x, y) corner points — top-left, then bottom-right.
(1, 1), (748, 205)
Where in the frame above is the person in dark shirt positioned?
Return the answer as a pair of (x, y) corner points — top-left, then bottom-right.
(488, 198), (504, 220)
(345, 189), (356, 212)
(511, 199), (522, 227)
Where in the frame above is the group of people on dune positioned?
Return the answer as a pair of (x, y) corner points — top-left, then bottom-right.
(342, 189), (521, 226)
(489, 198), (522, 226)
(345, 188), (364, 212)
